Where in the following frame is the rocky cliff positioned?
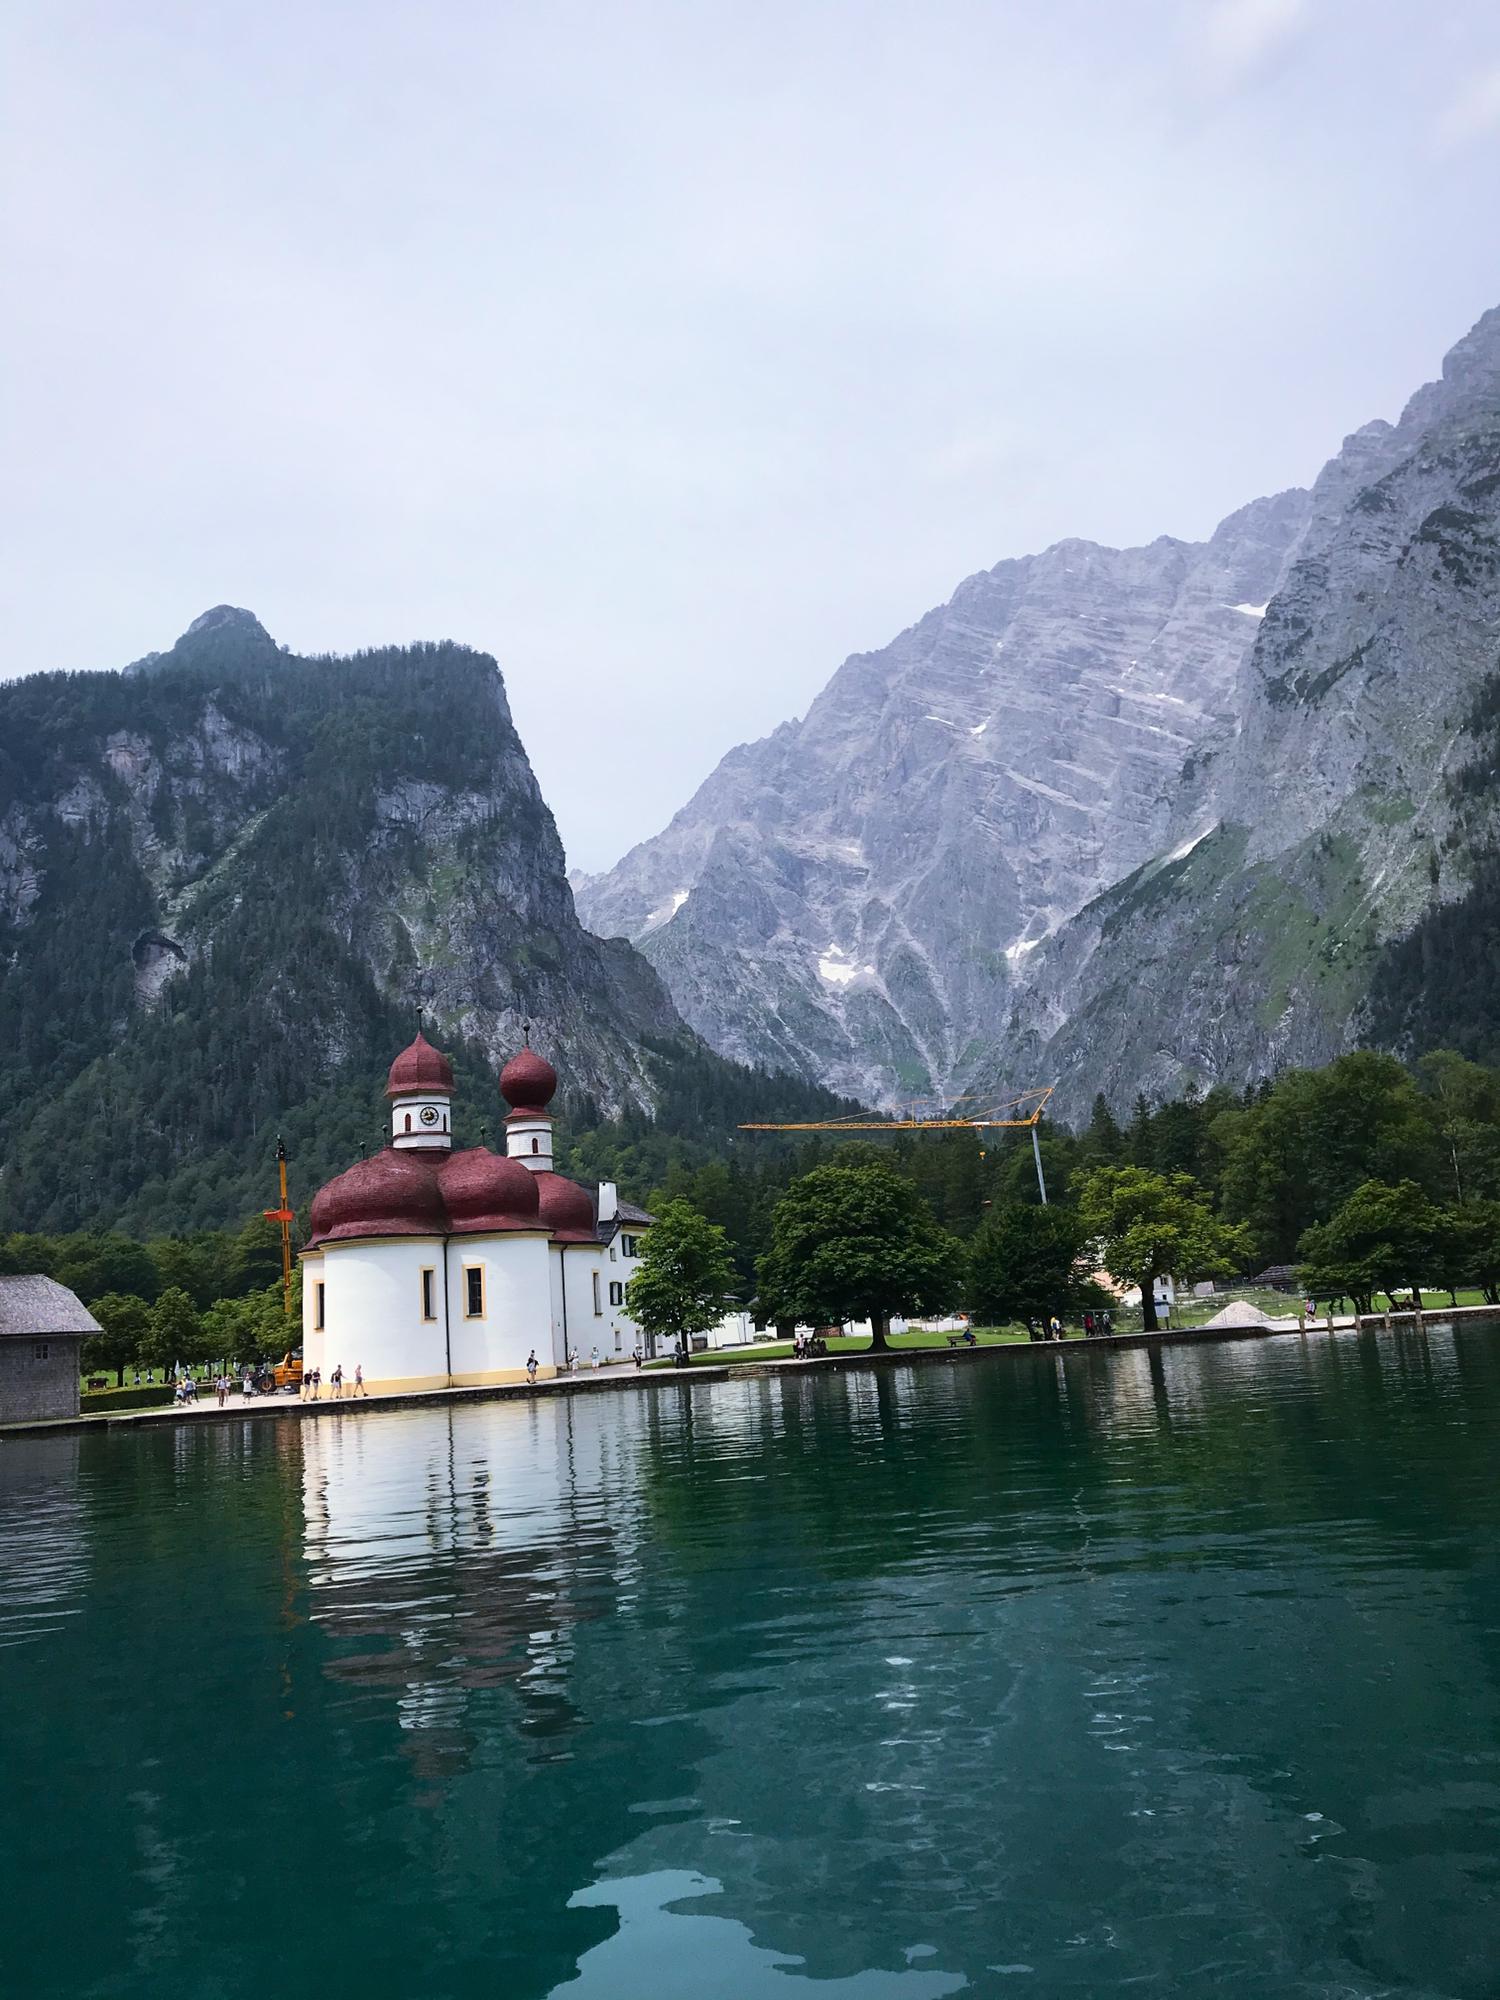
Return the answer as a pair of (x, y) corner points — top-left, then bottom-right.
(983, 307), (1500, 1115)
(579, 307), (1500, 1116)
(576, 492), (1311, 1105)
(0, 609), (833, 1233)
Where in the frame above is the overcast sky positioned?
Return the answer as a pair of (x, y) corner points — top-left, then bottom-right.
(4, 1), (1500, 871)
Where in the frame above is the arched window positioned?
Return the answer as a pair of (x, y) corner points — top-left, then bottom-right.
(404, 1113), (412, 1131)
(532, 1136), (539, 1154)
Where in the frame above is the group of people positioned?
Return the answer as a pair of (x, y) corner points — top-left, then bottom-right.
(300, 1364), (366, 1400)
(1025, 1311), (1115, 1342)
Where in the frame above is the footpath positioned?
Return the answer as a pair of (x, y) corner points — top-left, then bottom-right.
(4, 1303), (1496, 1441)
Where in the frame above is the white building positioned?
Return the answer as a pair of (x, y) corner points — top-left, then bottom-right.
(300, 1032), (653, 1390)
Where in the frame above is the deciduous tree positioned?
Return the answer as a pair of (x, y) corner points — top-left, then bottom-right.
(967, 1202), (1109, 1328)
(756, 1161), (965, 1350)
(1297, 1179), (1442, 1314)
(626, 1200), (736, 1359)
(1077, 1166), (1246, 1332)
(82, 1291), (151, 1385)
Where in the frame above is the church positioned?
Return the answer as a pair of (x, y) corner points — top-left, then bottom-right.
(300, 1032), (652, 1391)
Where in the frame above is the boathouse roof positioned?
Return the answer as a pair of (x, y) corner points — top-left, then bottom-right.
(0, 1275), (101, 1339)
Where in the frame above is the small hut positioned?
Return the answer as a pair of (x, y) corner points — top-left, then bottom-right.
(1251, 1264), (1301, 1295)
(0, 1277), (99, 1422)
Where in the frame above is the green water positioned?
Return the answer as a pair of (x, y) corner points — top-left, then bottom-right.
(3, 1330), (1500, 1999)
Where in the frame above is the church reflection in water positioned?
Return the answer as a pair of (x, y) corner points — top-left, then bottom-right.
(297, 1391), (658, 1759)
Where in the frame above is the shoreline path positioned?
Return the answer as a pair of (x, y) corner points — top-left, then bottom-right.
(6, 1307), (1483, 1441)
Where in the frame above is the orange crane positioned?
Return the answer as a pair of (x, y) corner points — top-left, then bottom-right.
(739, 1086), (1056, 1203)
(263, 1135), (296, 1317)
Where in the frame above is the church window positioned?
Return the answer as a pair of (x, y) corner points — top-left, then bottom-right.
(464, 1266), (486, 1319)
(421, 1268), (437, 1321)
(404, 1113), (412, 1132)
(532, 1137), (539, 1154)
(592, 1271), (602, 1315)
(315, 1283), (326, 1331)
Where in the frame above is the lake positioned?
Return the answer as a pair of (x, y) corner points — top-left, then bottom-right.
(3, 1329), (1499, 1998)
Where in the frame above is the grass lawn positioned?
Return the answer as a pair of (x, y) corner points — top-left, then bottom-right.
(647, 1326), (1038, 1368)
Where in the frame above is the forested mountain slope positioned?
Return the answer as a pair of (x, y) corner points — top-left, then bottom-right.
(0, 609), (851, 1234)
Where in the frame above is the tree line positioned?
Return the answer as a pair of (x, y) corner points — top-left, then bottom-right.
(630, 1049), (1500, 1345)
(0, 1216), (295, 1384)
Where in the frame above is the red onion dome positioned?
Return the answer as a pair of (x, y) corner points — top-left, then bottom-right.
(438, 1148), (543, 1234)
(307, 1149), (447, 1248)
(386, 1030), (455, 1100)
(534, 1170), (597, 1243)
(499, 1044), (557, 1113)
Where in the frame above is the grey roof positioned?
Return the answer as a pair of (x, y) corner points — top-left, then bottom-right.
(597, 1201), (655, 1243)
(0, 1275), (100, 1339)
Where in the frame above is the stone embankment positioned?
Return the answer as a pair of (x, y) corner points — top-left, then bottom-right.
(4, 1304), (1496, 1440)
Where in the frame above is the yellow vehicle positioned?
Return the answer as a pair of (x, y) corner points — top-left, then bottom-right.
(272, 1350), (304, 1392)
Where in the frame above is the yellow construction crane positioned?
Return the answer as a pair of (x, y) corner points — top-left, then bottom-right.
(263, 1136), (296, 1317)
(739, 1086), (1057, 1203)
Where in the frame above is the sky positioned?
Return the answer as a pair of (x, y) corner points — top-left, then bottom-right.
(4, 1), (1500, 872)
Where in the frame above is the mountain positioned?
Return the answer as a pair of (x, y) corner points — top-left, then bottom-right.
(577, 307), (1500, 1116)
(575, 492), (1311, 1105)
(0, 610), (851, 1234)
(983, 307), (1500, 1114)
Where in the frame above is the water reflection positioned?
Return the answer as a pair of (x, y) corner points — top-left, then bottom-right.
(564, 1871), (966, 1998)
(0, 1434), (86, 1649)
(300, 1393), (657, 1751)
(3, 1329), (1500, 1999)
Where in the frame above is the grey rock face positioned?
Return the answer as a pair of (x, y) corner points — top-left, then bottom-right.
(577, 494), (1310, 1105)
(984, 307), (1500, 1115)
(580, 306), (1500, 1117)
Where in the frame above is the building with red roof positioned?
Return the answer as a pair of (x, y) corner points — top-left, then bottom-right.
(299, 1030), (652, 1392)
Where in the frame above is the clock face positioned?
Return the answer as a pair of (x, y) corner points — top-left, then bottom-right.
(419, 1106), (440, 1127)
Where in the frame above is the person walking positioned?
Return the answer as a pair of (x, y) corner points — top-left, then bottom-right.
(308, 1368), (320, 1401)
(590, 1345), (601, 1370)
(526, 1350), (539, 1386)
(354, 1363), (366, 1397)
(330, 1364), (343, 1400)
(632, 1346), (643, 1369)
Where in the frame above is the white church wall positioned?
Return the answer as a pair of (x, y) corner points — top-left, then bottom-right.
(301, 1251), (325, 1374)
(547, 1253), (568, 1370)
(321, 1238), (450, 1392)
(446, 1232), (555, 1384)
(562, 1248), (609, 1365)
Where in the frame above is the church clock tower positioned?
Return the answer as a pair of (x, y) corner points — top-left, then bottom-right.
(386, 1030), (455, 1150)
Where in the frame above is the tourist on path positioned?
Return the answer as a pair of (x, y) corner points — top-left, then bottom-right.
(354, 1364), (366, 1396)
(526, 1350), (538, 1385)
(330, 1364), (343, 1400)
